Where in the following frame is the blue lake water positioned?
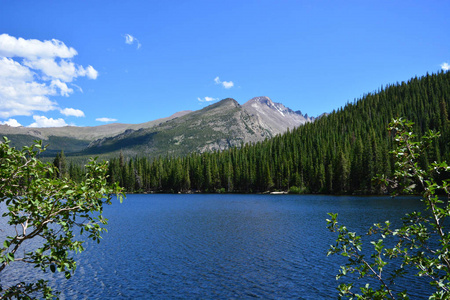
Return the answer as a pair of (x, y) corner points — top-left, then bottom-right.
(1, 194), (433, 299)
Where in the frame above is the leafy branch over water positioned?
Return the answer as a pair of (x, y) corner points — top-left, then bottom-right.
(327, 119), (450, 299)
(0, 138), (123, 299)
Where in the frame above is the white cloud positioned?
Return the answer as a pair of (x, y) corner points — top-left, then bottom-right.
(71, 83), (83, 93)
(84, 65), (98, 79)
(28, 115), (68, 127)
(0, 118), (22, 127)
(96, 117), (117, 122)
(214, 76), (234, 89)
(0, 57), (57, 118)
(124, 34), (141, 49)
(0, 33), (77, 59)
(222, 81), (234, 89)
(124, 34), (134, 44)
(0, 34), (98, 118)
(198, 96), (218, 102)
(442, 62), (450, 71)
(60, 108), (85, 117)
(51, 80), (73, 96)
(23, 58), (98, 82)
(0, 56), (34, 80)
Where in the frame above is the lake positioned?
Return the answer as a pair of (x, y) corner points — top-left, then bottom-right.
(1, 194), (433, 299)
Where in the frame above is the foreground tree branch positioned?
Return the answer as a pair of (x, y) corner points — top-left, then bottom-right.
(0, 137), (124, 299)
(327, 118), (450, 299)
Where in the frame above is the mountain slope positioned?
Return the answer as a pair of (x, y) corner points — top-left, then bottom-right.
(242, 96), (313, 135)
(0, 111), (192, 156)
(0, 111), (192, 140)
(84, 98), (273, 157)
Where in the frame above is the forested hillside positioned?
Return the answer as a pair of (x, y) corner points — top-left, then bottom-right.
(67, 71), (450, 194)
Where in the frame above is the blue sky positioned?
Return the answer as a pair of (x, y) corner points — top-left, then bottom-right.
(0, 0), (449, 127)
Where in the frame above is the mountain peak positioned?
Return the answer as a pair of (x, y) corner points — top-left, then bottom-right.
(247, 96), (274, 107)
(202, 98), (240, 111)
(242, 96), (314, 135)
(220, 98), (240, 106)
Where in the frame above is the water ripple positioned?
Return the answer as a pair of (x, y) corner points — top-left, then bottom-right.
(1, 195), (432, 299)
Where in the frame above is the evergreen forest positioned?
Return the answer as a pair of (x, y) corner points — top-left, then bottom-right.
(62, 71), (450, 194)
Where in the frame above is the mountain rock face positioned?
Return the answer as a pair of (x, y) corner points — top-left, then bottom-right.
(85, 98), (272, 157)
(242, 96), (314, 136)
(0, 97), (317, 158)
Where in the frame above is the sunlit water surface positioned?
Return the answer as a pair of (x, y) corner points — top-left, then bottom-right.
(1, 194), (433, 299)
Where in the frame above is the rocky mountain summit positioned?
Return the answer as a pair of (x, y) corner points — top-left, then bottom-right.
(0, 97), (318, 158)
(242, 96), (314, 135)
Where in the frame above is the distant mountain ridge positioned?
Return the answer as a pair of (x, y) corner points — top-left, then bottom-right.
(0, 97), (315, 158)
(0, 111), (192, 140)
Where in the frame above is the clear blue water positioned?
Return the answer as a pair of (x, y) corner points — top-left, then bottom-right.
(1, 194), (433, 299)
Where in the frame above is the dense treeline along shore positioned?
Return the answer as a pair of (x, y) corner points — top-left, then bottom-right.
(62, 71), (450, 194)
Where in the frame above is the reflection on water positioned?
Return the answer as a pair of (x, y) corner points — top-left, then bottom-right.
(1, 194), (431, 299)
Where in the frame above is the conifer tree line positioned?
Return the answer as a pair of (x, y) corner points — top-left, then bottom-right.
(63, 71), (450, 194)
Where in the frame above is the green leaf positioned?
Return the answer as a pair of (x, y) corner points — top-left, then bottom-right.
(6, 252), (14, 262)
